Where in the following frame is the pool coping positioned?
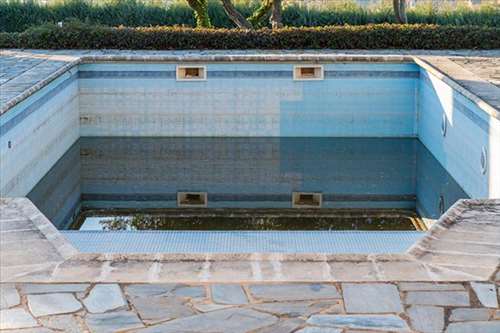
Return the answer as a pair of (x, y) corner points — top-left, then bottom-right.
(1, 197), (498, 283)
(1, 50), (499, 122)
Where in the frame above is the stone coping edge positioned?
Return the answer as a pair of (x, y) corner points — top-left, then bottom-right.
(3, 197), (500, 282)
(14, 198), (79, 260)
(0, 59), (80, 115)
(413, 57), (500, 120)
(1, 54), (498, 122)
(406, 199), (469, 257)
(67, 252), (414, 262)
(408, 198), (500, 258)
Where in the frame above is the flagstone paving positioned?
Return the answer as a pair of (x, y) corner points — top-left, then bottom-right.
(0, 282), (498, 332)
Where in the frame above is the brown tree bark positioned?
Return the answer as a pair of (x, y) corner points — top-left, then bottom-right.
(221, 0), (253, 29)
(270, 0), (283, 29)
(399, 0), (408, 24)
(393, 0), (408, 24)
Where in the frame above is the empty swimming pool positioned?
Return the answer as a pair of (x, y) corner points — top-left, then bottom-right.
(1, 57), (498, 253)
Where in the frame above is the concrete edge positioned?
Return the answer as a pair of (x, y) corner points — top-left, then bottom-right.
(66, 252), (414, 262)
(406, 198), (470, 257)
(13, 197), (78, 260)
(3, 197), (499, 283)
(412, 56), (500, 120)
(1, 53), (498, 122)
(0, 59), (81, 115)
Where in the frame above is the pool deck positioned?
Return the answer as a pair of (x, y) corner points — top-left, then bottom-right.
(1, 198), (499, 332)
(2, 198), (499, 284)
(1, 50), (500, 332)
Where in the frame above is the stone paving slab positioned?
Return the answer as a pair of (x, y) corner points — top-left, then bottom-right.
(0, 308), (39, 330)
(211, 284), (248, 304)
(0, 284), (20, 309)
(82, 284), (127, 313)
(85, 310), (144, 333)
(470, 282), (499, 308)
(404, 291), (470, 306)
(449, 308), (492, 322)
(342, 283), (403, 313)
(0, 281), (498, 332)
(27, 293), (82, 317)
(407, 305), (445, 333)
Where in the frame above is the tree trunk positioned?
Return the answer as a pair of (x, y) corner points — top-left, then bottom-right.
(393, 0), (402, 23)
(186, 0), (212, 28)
(399, 0), (408, 24)
(270, 0), (283, 29)
(393, 0), (407, 24)
(221, 0), (253, 29)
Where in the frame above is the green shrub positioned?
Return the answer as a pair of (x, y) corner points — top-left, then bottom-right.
(0, 0), (499, 32)
(1, 21), (498, 49)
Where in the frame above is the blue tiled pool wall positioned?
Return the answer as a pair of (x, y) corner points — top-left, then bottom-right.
(0, 68), (79, 197)
(26, 141), (81, 230)
(418, 68), (500, 200)
(415, 142), (468, 219)
(2, 61), (497, 209)
(27, 137), (467, 229)
(78, 62), (419, 137)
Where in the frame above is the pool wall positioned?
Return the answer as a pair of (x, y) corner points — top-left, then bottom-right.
(418, 68), (500, 199)
(1, 59), (499, 204)
(0, 68), (79, 197)
(78, 63), (419, 137)
(28, 137), (425, 229)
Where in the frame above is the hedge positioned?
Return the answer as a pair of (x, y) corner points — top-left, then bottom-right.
(1, 0), (500, 32)
(1, 22), (499, 49)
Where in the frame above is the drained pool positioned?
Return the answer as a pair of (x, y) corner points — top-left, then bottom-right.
(27, 137), (466, 232)
(2, 58), (497, 253)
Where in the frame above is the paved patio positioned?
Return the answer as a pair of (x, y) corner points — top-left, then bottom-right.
(1, 282), (499, 332)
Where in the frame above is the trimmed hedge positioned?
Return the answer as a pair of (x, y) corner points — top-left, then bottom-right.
(1, 22), (499, 49)
(1, 0), (500, 32)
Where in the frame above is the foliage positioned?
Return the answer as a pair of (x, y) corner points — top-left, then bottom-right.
(1, 21), (498, 49)
(0, 0), (499, 32)
(185, 0), (212, 27)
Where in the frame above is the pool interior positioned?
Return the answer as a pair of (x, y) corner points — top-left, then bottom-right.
(4, 59), (496, 253)
(27, 137), (468, 232)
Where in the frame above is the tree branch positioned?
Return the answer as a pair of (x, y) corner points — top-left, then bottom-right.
(221, 0), (253, 29)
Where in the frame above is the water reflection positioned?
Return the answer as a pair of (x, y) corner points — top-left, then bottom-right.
(77, 210), (422, 231)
